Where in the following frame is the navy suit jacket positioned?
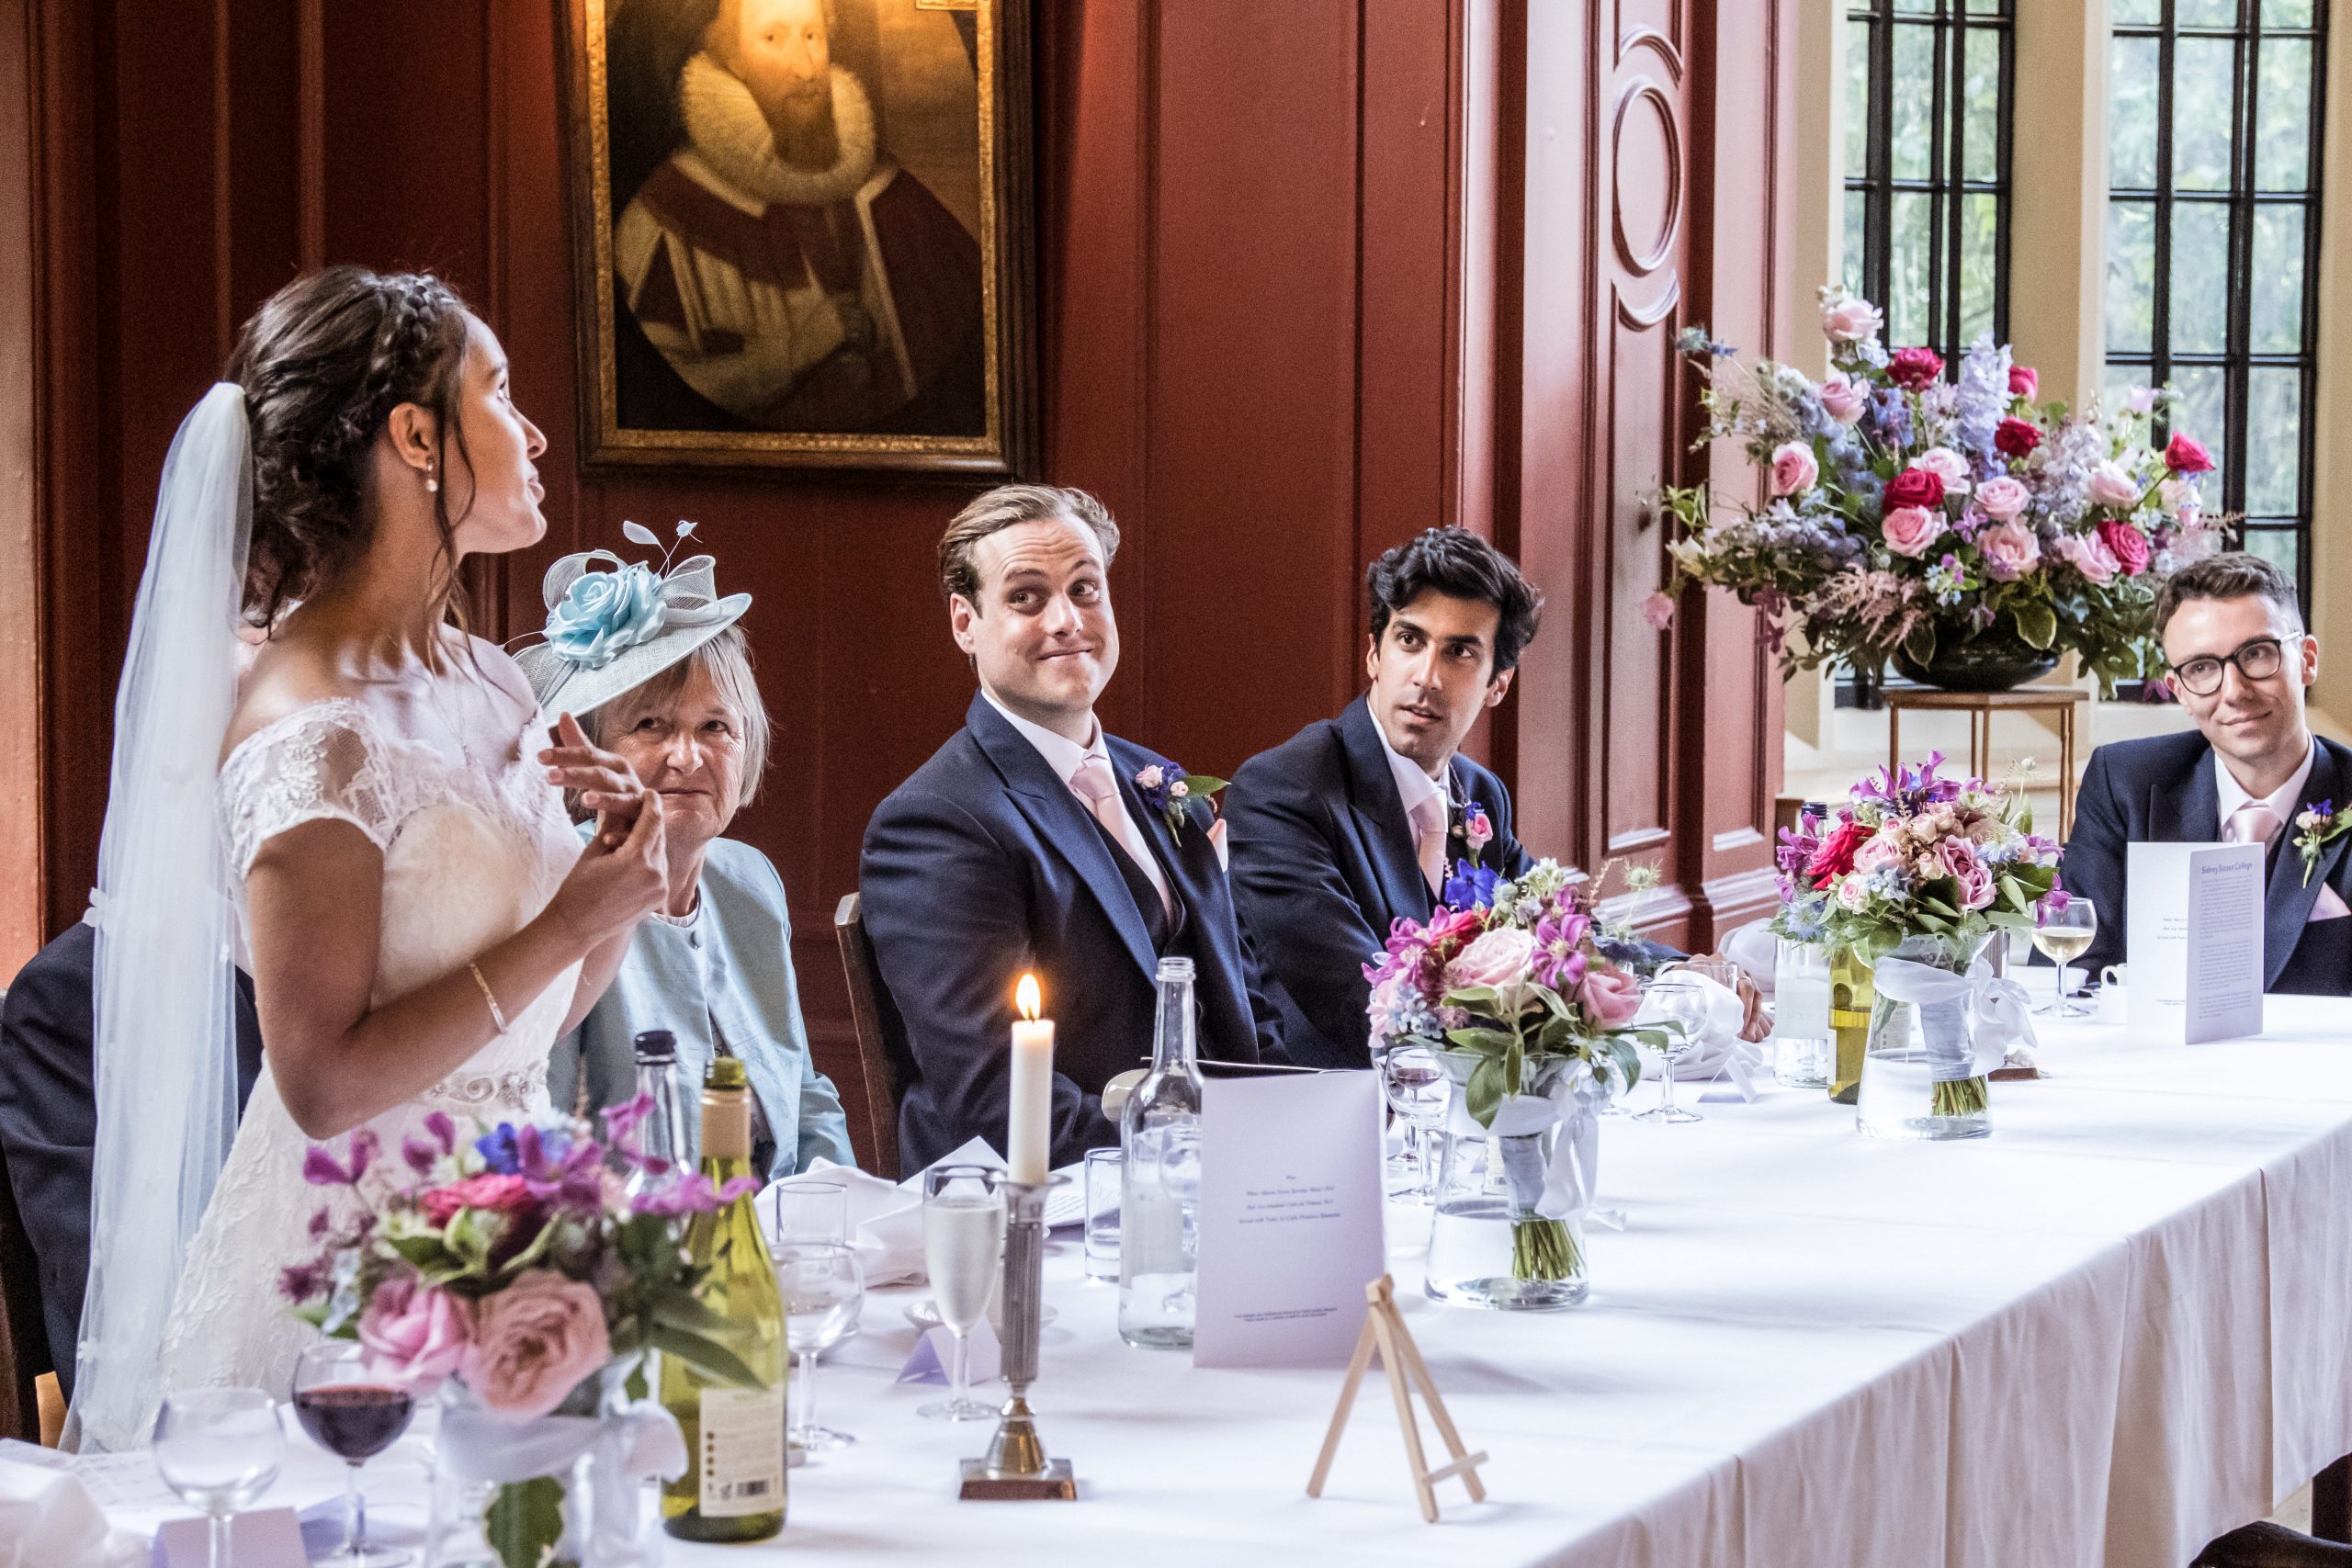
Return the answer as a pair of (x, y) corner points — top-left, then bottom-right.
(2062, 729), (2352, 996)
(1224, 697), (1532, 1069)
(0, 920), (264, 1398)
(858, 694), (1273, 1171)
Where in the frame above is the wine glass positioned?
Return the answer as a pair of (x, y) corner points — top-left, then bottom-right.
(775, 1240), (865, 1451)
(153, 1387), (286, 1568)
(1377, 1043), (1446, 1200)
(293, 1341), (415, 1567)
(2033, 896), (2099, 1018)
(919, 1164), (1004, 1421)
(1634, 975), (1708, 1124)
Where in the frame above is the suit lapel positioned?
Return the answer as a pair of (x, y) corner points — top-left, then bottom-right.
(2151, 745), (2221, 850)
(1340, 698), (1435, 925)
(1108, 734), (1254, 1044)
(965, 695), (1161, 982)
(2265, 743), (2344, 989)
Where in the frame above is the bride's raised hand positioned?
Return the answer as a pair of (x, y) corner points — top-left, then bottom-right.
(539, 711), (648, 849)
(546, 786), (668, 945)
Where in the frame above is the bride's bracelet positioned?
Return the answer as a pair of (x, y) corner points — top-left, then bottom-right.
(467, 961), (511, 1034)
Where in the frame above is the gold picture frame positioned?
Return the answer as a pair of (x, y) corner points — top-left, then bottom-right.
(560, 0), (1035, 474)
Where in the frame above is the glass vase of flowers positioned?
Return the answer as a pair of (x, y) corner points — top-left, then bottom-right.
(1772, 754), (2061, 1139)
(1365, 860), (1668, 1310)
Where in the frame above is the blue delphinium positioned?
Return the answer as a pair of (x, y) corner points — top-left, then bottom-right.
(1952, 333), (2014, 459)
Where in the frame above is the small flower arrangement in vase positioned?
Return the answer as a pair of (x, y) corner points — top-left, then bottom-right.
(1657, 287), (2222, 695)
(1772, 754), (2059, 1138)
(280, 1098), (759, 1568)
(1364, 860), (1668, 1309)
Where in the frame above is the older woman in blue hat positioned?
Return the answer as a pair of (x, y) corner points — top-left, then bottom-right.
(518, 529), (854, 1177)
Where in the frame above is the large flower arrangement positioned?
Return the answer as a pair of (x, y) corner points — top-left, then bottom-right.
(282, 1099), (758, 1567)
(1657, 287), (2222, 694)
(1363, 860), (1659, 1284)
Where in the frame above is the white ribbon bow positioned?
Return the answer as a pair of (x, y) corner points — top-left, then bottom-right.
(438, 1389), (687, 1567)
(1869, 955), (2037, 1079)
(1443, 1070), (1602, 1229)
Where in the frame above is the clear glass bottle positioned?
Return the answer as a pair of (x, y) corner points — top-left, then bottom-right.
(1118, 957), (1204, 1348)
(624, 1029), (685, 1203)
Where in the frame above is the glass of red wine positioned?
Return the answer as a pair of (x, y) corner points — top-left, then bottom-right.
(293, 1340), (416, 1567)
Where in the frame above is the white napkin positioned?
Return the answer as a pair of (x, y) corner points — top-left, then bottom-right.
(763, 1157), (926, 1286)
(1634, 973), (1768, 1100)
(0, 1457), (144, 1568)
(1721, 919), (1780, 999)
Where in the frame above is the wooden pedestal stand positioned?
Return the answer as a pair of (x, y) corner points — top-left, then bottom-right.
(1306, 1276), (1488, 1522)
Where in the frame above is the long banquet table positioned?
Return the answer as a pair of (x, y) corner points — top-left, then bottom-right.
(86, 997), (2352, 1567)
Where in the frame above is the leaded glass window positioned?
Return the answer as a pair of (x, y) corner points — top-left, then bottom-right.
(1844, 0), (2014, 364)
(2105, 0), (2327, 598)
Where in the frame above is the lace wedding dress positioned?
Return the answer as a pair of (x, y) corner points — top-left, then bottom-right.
(156, 695), (583, 1395)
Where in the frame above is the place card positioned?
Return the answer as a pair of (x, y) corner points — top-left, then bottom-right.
(1193, 1070), (1385, 1370)
(2127, 840), (2265, 1043)
(897, 1322), (1001, 1387)
(155, 1507), (307, 1567)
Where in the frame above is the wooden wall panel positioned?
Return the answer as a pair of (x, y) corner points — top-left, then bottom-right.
(9, 0), (1795, 1152)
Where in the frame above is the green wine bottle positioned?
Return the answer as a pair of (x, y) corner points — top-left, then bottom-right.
(661, 1056), (786, 1541)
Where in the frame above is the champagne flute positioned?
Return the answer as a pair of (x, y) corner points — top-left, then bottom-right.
(153, 1387), (285, 1568)
(919, 1164), (1004, 1421)
(1377, 1043), (1446, 1200)
(775, 1240), (865, 1451)
(293, 1341), (415, 1566)
(2033, 896), (2098, 1018)
(1634, 975), (1708, 1124)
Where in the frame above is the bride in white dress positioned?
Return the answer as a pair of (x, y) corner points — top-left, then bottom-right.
(71, 268), (669, 1450)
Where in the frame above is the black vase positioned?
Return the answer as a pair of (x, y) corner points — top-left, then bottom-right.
(1891, 621), (2060, 693)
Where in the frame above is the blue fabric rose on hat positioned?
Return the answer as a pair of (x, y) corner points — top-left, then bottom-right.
(545, 560), (666, 668)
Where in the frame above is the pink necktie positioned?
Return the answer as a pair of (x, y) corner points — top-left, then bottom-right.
(1073, 755), (1171, 915)
(2227, 801), (2283, 850)
(1409, 795), (1448, 897)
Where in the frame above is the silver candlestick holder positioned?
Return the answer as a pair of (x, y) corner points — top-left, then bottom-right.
(958, 1179), (1078, 1500)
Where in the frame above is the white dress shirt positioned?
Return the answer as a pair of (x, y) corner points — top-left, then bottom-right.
(2214, 739), (2316, 842)
(983, 688), (1172, 910)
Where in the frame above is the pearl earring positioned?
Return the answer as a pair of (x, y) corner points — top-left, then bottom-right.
(425, 468), (438, 494)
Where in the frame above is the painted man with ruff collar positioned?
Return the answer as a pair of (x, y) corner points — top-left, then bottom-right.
(615, 0), (983, 433)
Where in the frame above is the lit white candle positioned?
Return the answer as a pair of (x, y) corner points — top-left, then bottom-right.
(1008, 973), (1055, 1186)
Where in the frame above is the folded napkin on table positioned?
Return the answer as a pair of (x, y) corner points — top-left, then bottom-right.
(760, 1157), (926, 1286)
(1721, 919), (1780, 1000)
(0, 1457), (145, 1568)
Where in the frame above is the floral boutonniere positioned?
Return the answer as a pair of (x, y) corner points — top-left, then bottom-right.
(1453, 799), (1496, 859)
(2294, 799), (2352, 886)
(1135, 761), (1229, 841)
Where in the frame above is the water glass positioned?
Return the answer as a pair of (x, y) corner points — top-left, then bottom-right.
(1772, 939), (1833, 1089)
(153, 1387), (285, 1568)
(775, 1239), (865, 1451)
(1377, 1043), (1447, 1200)
(919, 1164), (1005, 1421)
(767, 1179), (849, 1247)
(1635, 975), (1708, 1124)
(1083, 1147), (1123, 1281)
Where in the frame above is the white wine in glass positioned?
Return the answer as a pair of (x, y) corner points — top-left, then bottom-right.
(2031, 897), (2098, 1017)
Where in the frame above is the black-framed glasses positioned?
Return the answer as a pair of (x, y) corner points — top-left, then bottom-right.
(2169, 637), (2287, 698)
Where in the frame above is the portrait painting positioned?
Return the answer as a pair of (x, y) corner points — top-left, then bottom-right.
(564, 0), (1034, 473)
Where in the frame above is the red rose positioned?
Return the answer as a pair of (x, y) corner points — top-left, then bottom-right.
(2164, 432), (2215, 474)
(1806, 820), (1871, 887)
(2008, 366), (2039, 400)
(1887, 346), (1945, 390)
(2098, 518), (2153, 577)
(1994, 417), (2042, 458)
(1884, 467), (1946, 512)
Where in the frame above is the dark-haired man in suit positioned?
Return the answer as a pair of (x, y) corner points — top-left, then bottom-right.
(2062, 550), (2352, 993)
(859, 485), (1275, 1171)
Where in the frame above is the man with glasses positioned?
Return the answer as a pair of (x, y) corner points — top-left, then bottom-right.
(2061, 551), (2352, 995)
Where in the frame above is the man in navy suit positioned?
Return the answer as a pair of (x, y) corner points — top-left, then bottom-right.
(1222, 530), (1544, 1070)
(2064, 551), (2352, 995)
(860, 485), (1274, 1171)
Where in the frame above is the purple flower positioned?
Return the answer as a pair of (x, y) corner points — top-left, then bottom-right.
(631, 1172), (760, 1218)
(424, 1111), (457, 1155)
(1442, 861), (1500, 911)
(402, 1135), (441, 1176)
(308, 1206), (333, 1240)
(302, 1129), (378, 1188)
(600, 1091), (656, 1153)
(1531, 913), (1590, 991)
(278, 1262), (324, 1303)
(475, 1124), (522, 1176)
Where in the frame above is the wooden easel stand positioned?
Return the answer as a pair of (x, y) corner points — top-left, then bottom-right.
(1306, 1274), (1488, 1522)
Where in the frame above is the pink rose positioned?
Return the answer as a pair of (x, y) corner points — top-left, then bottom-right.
(1135, 764), (1165, 790)
(1818, 372), (1869, 424)
(2086, 461), (2142, 511)
(1974, 475), (2030, 522)
(1443, 927), (1534, 996)
(1575, 965), (1643, 1029)
(1643, 591), (1677, 630)
(1881, 505), (1946, 558)
(459, 1269), (612, 1422)
(1887, 346), (1945, 390)
(422, 1173), (537, 1228)
(359, 1275), (471, 1393)
(2098, 518), (2153, 577)
(2164, 432), (2215, 475)
(1975, 522), (2042, 581)
(1820, 292), (1883, 344)
(1836, 876), (1871, 911)
(2008, 365), (2039, 400)
(1914, 446), (1973, 493)
(1854, 832), (1905, 874)
(2059, 532), (2120, 586)
(2158, 477), (2199, 516)
(1770, 440), (1820, 497)
(1938, 839), (1995, 911)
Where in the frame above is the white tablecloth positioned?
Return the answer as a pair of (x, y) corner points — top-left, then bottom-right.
(91, 997), (2352, 1567)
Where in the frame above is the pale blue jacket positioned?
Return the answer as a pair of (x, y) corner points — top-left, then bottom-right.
(550, 833), (856, 1179)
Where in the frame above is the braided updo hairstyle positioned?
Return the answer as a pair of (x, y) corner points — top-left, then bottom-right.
(226, 265), (476, 629)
